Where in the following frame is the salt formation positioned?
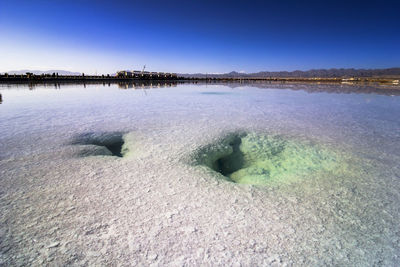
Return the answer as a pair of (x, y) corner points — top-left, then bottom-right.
(194, 132), (340, 185)
(71, 132), (126, 157)
(1, 83), (399, 266)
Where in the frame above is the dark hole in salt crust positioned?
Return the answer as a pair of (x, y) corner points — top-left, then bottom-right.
(193, 132), (249, 183)
(214, 136), (245, 177)
(71, 132), (125, 157)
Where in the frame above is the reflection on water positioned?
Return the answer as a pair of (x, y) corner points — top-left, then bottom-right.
(0, 80), (399, 96)
(200, 91), (231, 95)
(117, 81), (178, 90)
(0, 81), (180, 91)
(195, 80), (400, 96)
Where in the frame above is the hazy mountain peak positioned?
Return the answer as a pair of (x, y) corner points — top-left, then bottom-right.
(180, 68), (400, 78)
(2, 70), (82, 75)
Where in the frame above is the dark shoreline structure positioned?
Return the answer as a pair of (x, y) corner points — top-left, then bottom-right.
(1, 73), (399, 86)
(1, 68), (399, 86)
(0, 71), (179, 83)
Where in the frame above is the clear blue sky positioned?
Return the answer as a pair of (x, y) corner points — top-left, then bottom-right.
(0, 0), (399, 74)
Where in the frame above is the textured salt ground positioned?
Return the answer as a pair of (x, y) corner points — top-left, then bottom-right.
(1, 84), (400, 265)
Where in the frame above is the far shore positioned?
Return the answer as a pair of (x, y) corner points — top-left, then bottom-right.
(0, 73), (399, 86)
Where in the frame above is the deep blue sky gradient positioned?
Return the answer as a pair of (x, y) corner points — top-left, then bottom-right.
(0, 0), (399, 74)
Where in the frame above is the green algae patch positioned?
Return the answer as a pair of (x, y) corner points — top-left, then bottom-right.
(193, 132), (342, 186)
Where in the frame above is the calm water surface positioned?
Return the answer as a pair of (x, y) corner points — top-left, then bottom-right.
(0, 81), (399, 265)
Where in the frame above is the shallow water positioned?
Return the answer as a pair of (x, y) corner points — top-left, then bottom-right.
(1, 82), (399, 265)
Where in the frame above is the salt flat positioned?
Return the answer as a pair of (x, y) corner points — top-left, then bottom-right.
(1, 83), (399, 265)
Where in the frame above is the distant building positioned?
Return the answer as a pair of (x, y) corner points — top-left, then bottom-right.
(116, 70), (178, 79)
(116, 71), (133, 77)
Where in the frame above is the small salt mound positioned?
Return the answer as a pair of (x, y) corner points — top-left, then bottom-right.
(193, 132), (340, 185)
(71, 132), (126, 157)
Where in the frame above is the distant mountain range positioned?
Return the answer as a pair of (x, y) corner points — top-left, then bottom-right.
(180, 68), (400, 78)
(2, 70), (82, 75)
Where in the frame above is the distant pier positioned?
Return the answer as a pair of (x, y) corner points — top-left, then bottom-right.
(0, 70), (179, 82)
(184, 77), (400, 85)
(0, 71), (399, 86)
